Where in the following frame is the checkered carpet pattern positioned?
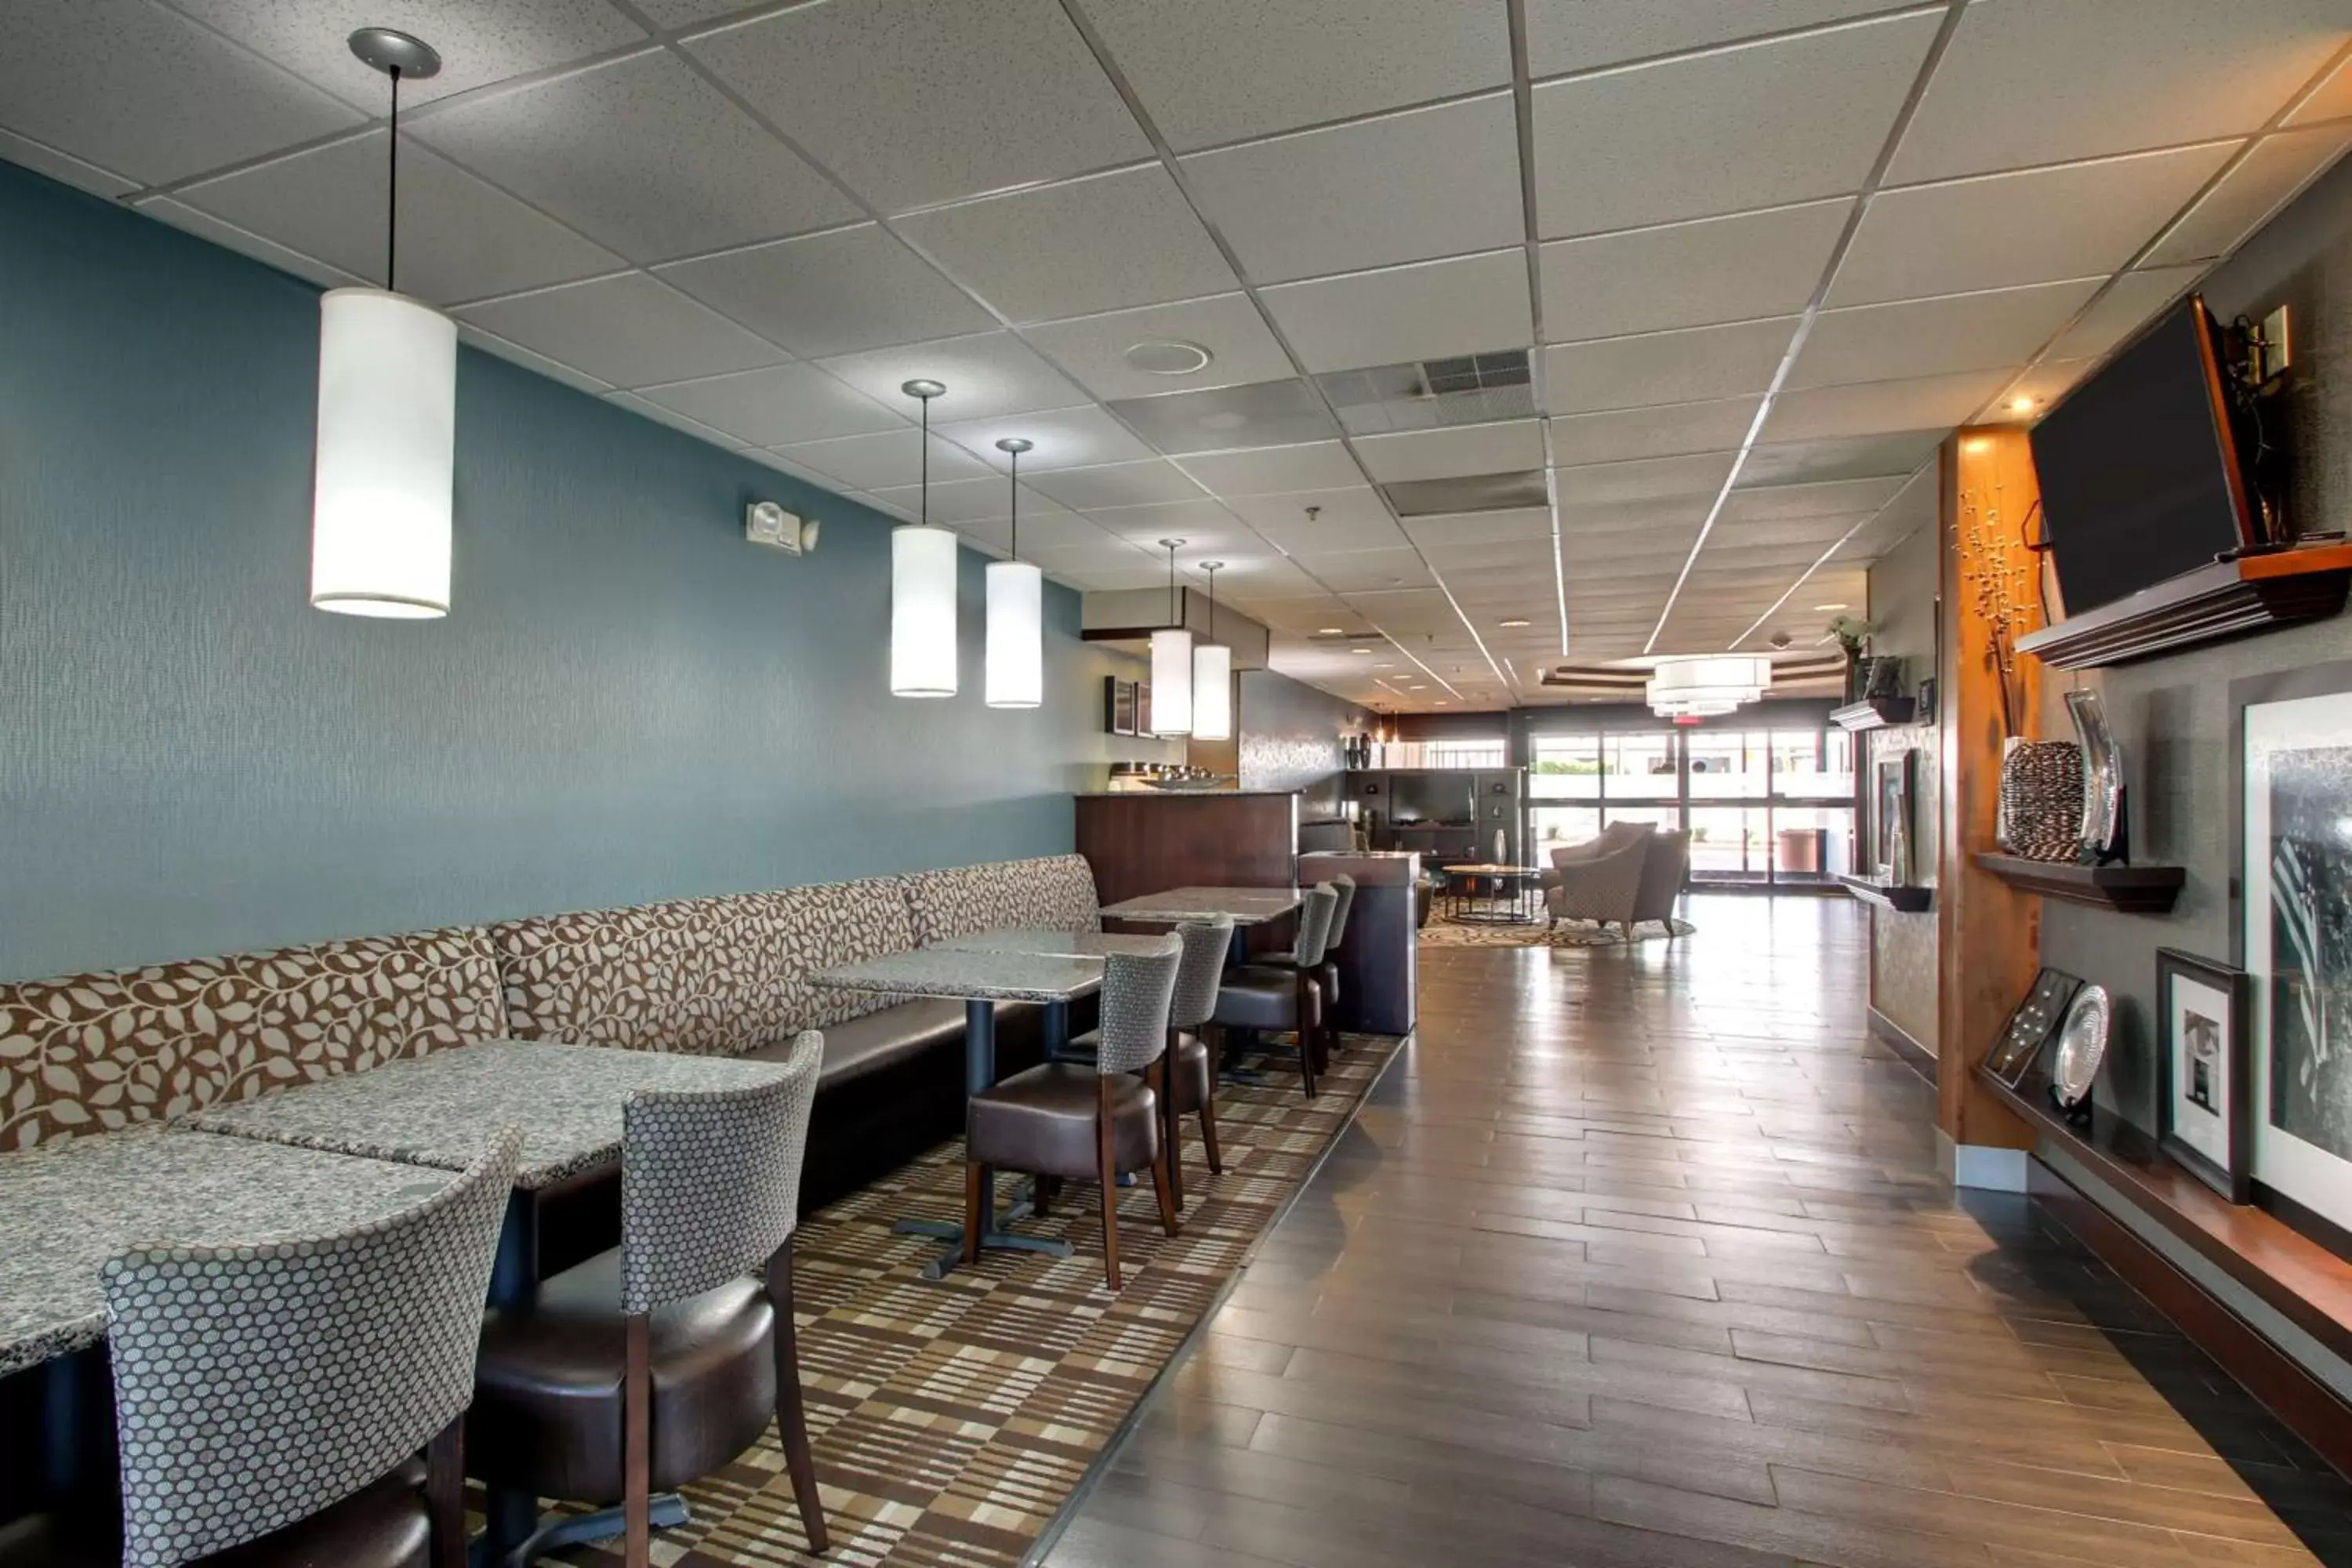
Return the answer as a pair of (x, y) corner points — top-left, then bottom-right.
(548, 1033), (1402, 1567)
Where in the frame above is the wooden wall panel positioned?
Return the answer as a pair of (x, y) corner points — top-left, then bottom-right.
(1076, 793), (1299, 909)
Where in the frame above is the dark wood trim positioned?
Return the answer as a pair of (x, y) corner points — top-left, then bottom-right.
(2027, 1158), (2352, 1482)
(2015, 545), (2352, 670)
(426, 1418), (465, 1568)
(1979, 1065), (2352, 1364)
(1973, 852), (2184, 913)
(1839, 876), (1933, 913)
(1076, 793), (1298, 909)
(764, 1243), (828, 1555)
(1867, 1004), (1935, 1083)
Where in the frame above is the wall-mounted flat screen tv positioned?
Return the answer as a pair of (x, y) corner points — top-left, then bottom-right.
(2029, 296), (2259, 617)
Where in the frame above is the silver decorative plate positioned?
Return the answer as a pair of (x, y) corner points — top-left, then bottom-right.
(2051, 984), (2112, 1108)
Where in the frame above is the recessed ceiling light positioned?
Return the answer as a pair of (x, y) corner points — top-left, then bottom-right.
(1316, 626), (1344, 634)
(1373, 662), (1393, 669)
(1350, 647), (1372, 655)
(1498, 618), (1530, 628)
(1813, 602), (1848, 612)
(1124, 339), (1213, 376)
(2008, 394), (2037, 413)
(1433, 701), (1449, 706)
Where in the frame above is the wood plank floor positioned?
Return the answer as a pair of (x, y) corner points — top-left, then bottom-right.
(1040, 895), (2352, 1568)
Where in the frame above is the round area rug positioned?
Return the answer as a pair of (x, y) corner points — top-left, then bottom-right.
(1417, 912), (1695, 949)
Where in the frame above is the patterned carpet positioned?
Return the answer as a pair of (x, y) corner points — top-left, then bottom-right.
(1417, 911), (1694, 949)
(548, 1032), (1403, 1567)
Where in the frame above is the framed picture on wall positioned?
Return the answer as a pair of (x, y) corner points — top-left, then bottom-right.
(1984, 967), (2082, 1087)
(1873, 750), (1913, 884)
(1105, 677), (1136, 736)
(2234, 661), (2352, 1246)
(1137, 683), (1153, 737)
(2157, 949), (2251, 1202)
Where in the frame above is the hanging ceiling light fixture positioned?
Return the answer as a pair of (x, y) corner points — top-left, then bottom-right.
(891, 379), (959, 698)
(1150, 539), (1194, 737)
(1646, 655), (1772, 717)
(311, 28), (457, 619)
(985, 436), (1041, 710)
(1192, 561), (1232, 742)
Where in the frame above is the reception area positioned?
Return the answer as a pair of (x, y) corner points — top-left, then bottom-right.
(7, 4), (2352, 1566)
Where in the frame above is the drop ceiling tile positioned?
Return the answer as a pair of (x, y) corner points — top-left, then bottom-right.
(138, 198), (364, 291)
(1200, 557), (1323, 598)
(1720, 476), (1906, 524)
(1105, 379), (1343, 455)
(2291, 45), (2352, 125)
(1080, 0), (1508, 151)
(0, 126), (137, 197)
(2147, 125), (2352, 267)
(1356, 421), (1546, 483)
(688, 0), (1149, 212)
(0, 0), (361, 184)
(771, 428), (990, 491)
(655, 224), (990, 358)
(1529, 13), (1938, 238)
(1760, 368), (2011, 443)
(935, 405), (1156, 472)
(954, 506), (1109, 554)
(622, 0), (760, 26)
(1888, 0), (2348, 186)
(458, 323), (615, 395)
(2045, 267), (2203, 361)
(1297, 550), (1435, 592)
(1737, 430), (1942, 486)
(1236, 488), (1408, 553)
(1174, 441), (1365, 498)
(634, 363), (904, 447)
(1554, 451), (1736, 505)
(179, 132), (623, 306)
(895, 165), (1235, 321)
(1998, 358), (2097, 420)
(1027, 459), (1210, 510)
(1831, 143), (2238, 306)
(456, 272), (786, 387)
(1181, 94), (1523, 284)
(1788, 276), (2104, 390)
(1559, 494), (1715, 535)
(1025, 294), (1295, 401)
(867, 473), (1048, 525)
(170, 0), (647, 108)
(1080, 501), (1257, 550)
(1540, 201), (1849, 343)
(1523, 0), (1921, 76)
(1261, 250), (1534, 374)
(412, 51), (855, 263)
(1542, 317), (1798, 415)
(604, 390), (748, 449)
(1400, 507), (1555, 544)
(815, 332), (1088, 422)
(1548, 397), (1759, 466)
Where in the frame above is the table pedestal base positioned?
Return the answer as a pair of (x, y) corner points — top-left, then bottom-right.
(474, 1493), (690, 1568)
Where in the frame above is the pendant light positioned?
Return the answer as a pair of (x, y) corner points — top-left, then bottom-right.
(1192, 561), (1232, 742)
(1150, 539), (1194, 736)
(985, 437), (1042, 709)
(311, 28), (457, 619)
(891, 379), (958, 698)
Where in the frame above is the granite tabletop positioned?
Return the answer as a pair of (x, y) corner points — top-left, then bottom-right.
(813, 946), (1107, 1003)
(183, 1040), (795, 1191)
(0, 1127), (459, 1376)
(1100, 886), (1304, 924)
(932, 927), (1178, 959)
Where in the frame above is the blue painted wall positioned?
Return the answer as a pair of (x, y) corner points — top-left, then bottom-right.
(0, 162), (1171, 980)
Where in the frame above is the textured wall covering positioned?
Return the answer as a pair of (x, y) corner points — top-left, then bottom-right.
(1236, 670), (1367, 818)
(2036, 154), (2352, 1136)
(1865, 519), (1941, 1053)
(0, 162), (1167, 982)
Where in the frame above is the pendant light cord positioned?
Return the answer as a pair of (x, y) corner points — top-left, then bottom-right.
(1008, 445), (1019, 561)
(1206, 564), (1217, 640)
(1167, 543), (1178, 625)
(919, 395), (929, 525)
(385, 65), (401, 292)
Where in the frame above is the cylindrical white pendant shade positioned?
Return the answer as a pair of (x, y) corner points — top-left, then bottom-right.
(891, 524), (960, 697)
(310, 288), (457, 618)
(1150, 627), (1194, 735)
(985, 559), (1042, 709)
(1192, 641), (1232, 741)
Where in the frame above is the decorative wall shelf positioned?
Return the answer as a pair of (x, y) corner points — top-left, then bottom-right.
(2017, 544), (2352, 670)
(1830, 697), (1917, 732)
(1973, 852), (2183, 913)
(1837, 875), (1933, 913)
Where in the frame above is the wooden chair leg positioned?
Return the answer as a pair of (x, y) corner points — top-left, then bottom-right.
(1149, 1134), (1180, 1237)
(765, 1246), (829, 1556)
(425, 1417), (464, 1568)
(1198, 1085), (1225, 1175)
(962, 1163), (985, 1267)
(625, 1314), (652, 1568)
(1294, 977), (1318, 1099)
(1155, 1043), (1185, 1211)
(1096, 1077), (1122, 1291)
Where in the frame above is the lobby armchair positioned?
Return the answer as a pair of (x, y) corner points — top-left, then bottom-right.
(1545, 828), (1690, 941)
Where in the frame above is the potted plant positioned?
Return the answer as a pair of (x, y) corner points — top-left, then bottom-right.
(1829, 615), (1881, 702)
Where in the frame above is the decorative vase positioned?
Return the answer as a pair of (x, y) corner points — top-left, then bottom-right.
(1998, 739), (2085, 862)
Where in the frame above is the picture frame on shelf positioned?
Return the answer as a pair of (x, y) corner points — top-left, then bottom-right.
(2157, 948), (2252, 1202)
(1985, 967), (2083, 1087)
(1105, 677), (1136, 737)
(2231, 660), (2352, 1241)
(1872, 750), (1913, 884)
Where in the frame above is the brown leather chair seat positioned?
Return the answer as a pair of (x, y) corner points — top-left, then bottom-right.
(967, 1062), (1156, 1178)
(469, 1249), (775, 1503)
(1069, 1027), (1213, 1114)
(1214, 965), (1318, 1032)
(0, 1464), (431, 1568)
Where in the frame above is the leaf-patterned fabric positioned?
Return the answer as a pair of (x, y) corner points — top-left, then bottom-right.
(102, 1127), (521, 1568)
(620, 1033), (822, 1314)
(0, 926), (504, 1152)
(903, 855), (1100, 947)
(1092, 943), (1181, 1076)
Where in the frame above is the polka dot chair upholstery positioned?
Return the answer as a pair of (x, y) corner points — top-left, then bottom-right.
(619, 1031), (822, 1316)
(1169, 913), (1235, 1032)
(1091, 940), (1183, 1077)
(100, 1127), (523, 1568)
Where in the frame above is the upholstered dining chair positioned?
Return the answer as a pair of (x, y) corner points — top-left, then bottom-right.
(1062, 916), (1233, 1210)
(1252, 874), (1353, 1040)
(966, 941), (1184, 1291)
(0, 1128), (521, 1568)
(466, 1035), (827, 1568)
(1212, 884), (1339, 1098)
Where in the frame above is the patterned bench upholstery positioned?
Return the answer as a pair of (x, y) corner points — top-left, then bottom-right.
(491, 876), (919, 1055)
(902, 854), (1100, 947)
(0, 926), (505, 1151)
